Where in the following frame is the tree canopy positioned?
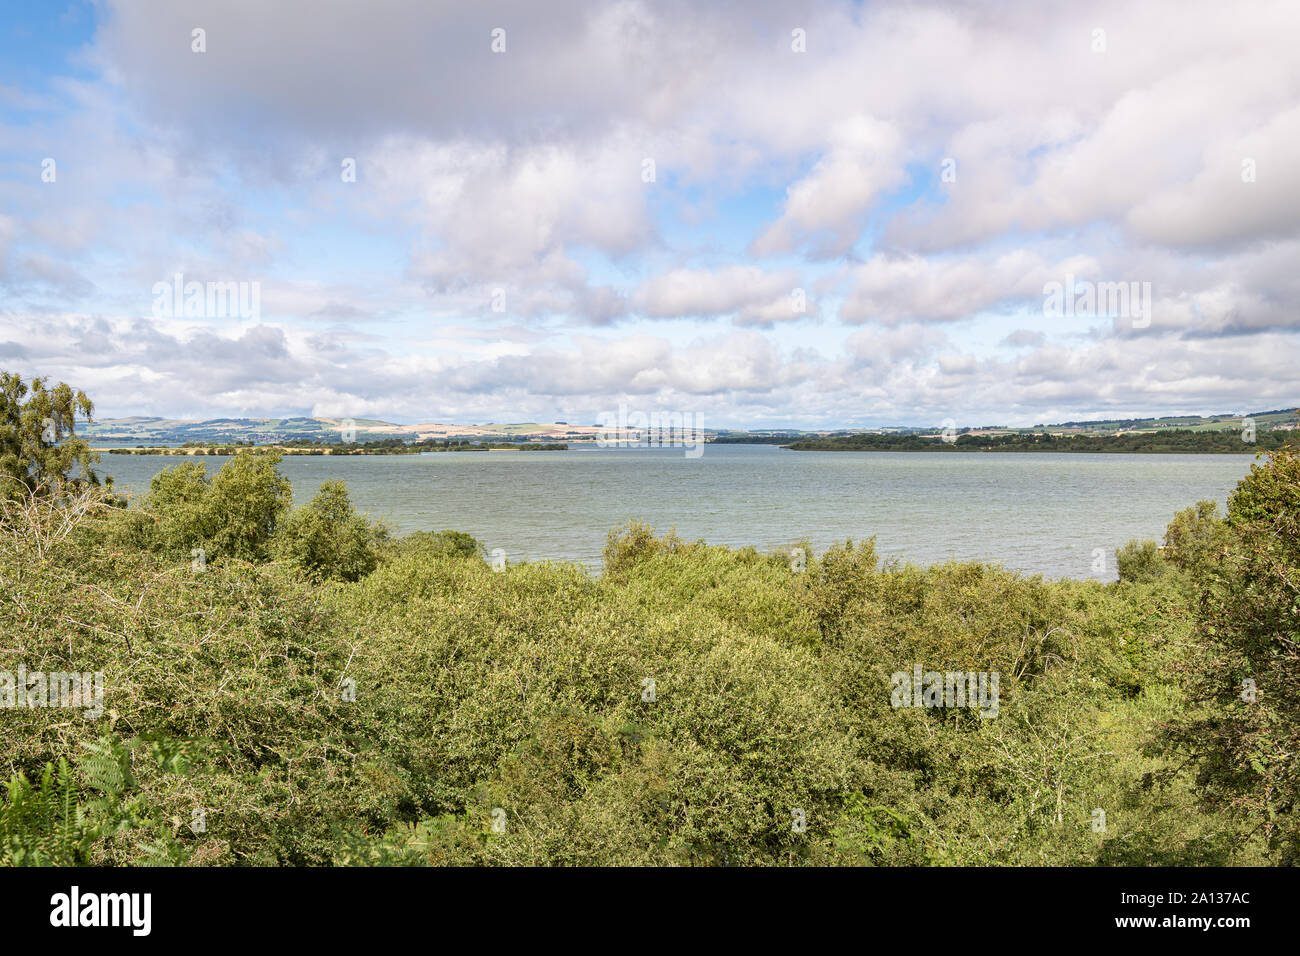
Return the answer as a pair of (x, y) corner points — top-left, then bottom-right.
(0, 372), (99, 499)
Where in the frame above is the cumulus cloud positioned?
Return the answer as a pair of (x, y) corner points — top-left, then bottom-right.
(752, 116), (906, 258)
(632, 266), (807, 326)
(1, 0), (1297, 426)
(839, 251), (1099, 324)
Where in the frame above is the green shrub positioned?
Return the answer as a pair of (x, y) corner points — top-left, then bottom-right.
(204, 452), (292, 561)
(0, 428), (1283, 865)
(1161, 447), (1300, 862)
(127, 453), (292, 564)
(1162, 500), (1229, 577)
(275, 480), (388, 582)
(142, 460), (216, 555)
(381, 529), (484, 563)
(1116, 539), (1168, 582)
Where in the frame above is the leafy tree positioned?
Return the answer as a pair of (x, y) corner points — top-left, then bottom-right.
(201, 452), (292, 561)
(1116, 539), (1168, 583)
(1118, 502), (1229, 584)
(1162, 447), (1300, 861)
(275, 480), (388, 582)
(0, 372), (99, 499)
(142, 460), (217, 555)
(1162, 499), (1229, 577)
(132, 453), (291, 563)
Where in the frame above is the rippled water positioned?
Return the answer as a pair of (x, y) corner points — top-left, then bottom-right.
(100, 444), (1259, 580)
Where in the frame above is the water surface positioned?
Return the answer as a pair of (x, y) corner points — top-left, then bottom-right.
(100, 444), (1258, 579)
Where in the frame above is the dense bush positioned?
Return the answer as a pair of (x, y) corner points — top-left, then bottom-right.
(1161, 500), (1229, 576)
(108, 454), (292, 564)
(1160, 449), (1300, 862)
(0, 423), (1294, 865)
(1116, 500), (1228, 585)
(1116, 539), (1168, 583)
(274, 480), (389, 582)
(110, 455), (386, 582)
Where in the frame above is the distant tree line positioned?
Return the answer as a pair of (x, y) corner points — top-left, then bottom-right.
(710, 435), (805, 444)
(105, 438), (568, 455)
(785, 428), (1300, 453)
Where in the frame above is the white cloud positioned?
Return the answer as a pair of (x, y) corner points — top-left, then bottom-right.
(2, 0), (1297, 426)
(632, 266), (806, 326)
(752, 116), (905, 258)
(840, 251), (1099, 324)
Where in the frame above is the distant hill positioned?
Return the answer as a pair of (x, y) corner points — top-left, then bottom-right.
(81, 416), (616, 446)
(80, 406), (1297, 446)
(1017, 407), (1298, 435)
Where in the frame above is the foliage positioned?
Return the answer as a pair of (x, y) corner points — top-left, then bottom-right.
(787, 428), (1300, 453)
(1, 382), (1293, 865)
(1116, 539), (1168, 583)
(203, 452), (293, 561)
(380, 529), (483, 563)
(1161, 500), (1229, 576)
(274, 480), (389, 582)
(1159, 448), (1300, 861)
(0, 372), (100, 500)
(0, 759), (90, 866)
(5, 480), (1264, 866)
(1, 736), (191, 866)
(120, 454), (383, 579)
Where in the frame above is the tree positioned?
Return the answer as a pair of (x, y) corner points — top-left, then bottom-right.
(1115, 539), (1168, 583)
(1162, 499), (1229, 577)
(136, 453), (291, 563)
(0, 372), (99, 500)
(204, 452), (292, 561)
(275, 480), (387, 582)
(1162, 446), (1300, 861)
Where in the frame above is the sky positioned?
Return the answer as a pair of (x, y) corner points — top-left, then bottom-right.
(0, 0), (1297, 428)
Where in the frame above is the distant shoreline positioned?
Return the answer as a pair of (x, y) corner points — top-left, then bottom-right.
(93, 440), (1279, 457)
(783, 446), (1261, 454)
(98, 442), (569, 456)
(780, 429), (1298, 454)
